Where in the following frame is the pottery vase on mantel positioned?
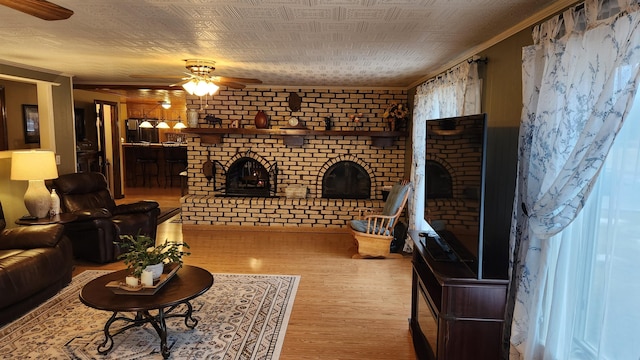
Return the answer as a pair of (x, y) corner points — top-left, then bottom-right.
(254, 110), (268, 129)
(187, 109), (199, 128)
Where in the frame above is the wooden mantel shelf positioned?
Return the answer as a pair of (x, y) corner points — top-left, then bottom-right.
(182, 128), (407, 147)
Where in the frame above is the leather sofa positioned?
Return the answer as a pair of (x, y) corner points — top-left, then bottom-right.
(52, 172), (160, 263)
(0, 202), (73, 327)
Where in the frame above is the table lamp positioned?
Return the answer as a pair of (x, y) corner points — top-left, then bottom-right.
(10, 150), (59, 218)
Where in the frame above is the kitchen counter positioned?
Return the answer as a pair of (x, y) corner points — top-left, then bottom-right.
(122, 143), (187, 187)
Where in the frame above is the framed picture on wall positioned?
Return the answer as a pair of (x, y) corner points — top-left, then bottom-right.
(22, 104), (40, 144)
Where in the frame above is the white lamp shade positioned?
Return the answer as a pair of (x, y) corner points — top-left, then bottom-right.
(156, 120), (170, 129)
(173, 121), (187, 129)
(139, 120), (154, 128)
(182, 78), (219, 97)
(194, 79), (209, 97)
(10, 150), (58, 218)
(182, 80), (197, 95)
(11, 150), (58, 181)
(207, 82), (219, 96)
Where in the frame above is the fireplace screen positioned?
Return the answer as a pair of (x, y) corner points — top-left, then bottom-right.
(322, 161), (370, 199)
(223, 157), (276, 197)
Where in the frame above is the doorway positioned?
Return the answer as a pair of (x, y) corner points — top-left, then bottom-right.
(94, 101), (123, 199)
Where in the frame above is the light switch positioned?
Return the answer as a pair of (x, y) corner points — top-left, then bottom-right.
(55, 155), (61, 165)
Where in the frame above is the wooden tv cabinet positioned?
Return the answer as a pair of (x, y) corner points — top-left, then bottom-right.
(409, 230), (508, 359)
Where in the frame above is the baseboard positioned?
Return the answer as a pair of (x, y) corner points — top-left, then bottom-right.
(181, 224), (351, 233)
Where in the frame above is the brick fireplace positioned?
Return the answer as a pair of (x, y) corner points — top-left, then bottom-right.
(181, 87), (408, 229)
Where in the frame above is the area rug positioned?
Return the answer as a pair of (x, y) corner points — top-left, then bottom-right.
(0, 270), (300, 359)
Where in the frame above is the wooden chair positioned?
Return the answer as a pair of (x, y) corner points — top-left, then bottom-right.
(348, 180), (411, 259)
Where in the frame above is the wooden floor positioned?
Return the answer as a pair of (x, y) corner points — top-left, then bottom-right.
(73, 186), (417, 360)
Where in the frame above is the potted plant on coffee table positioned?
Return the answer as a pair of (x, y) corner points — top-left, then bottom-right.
(118, 234), (190, 286)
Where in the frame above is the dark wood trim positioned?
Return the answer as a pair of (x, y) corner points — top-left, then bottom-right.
(182, 127), (407, 146)
(182, 128), (407, 137)
(0, 86), (6, 150)
(74, 84), (177, 91)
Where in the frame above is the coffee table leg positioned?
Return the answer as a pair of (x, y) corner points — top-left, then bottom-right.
(98, 312), (117, 354)
(95, 302), (197, 358)
(147, 308), (170, 359)
(184, 301), (198, 328)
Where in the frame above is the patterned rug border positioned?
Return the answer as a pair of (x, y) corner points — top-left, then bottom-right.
(0, 269), (300, 360)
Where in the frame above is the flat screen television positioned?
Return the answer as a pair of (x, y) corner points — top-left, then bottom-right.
(423, 113), (515, 280)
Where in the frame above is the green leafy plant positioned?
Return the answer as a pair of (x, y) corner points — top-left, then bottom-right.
(117, 234), (191, 278)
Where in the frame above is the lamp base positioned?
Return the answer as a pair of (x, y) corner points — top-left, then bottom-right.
(24, 180), (52, 219)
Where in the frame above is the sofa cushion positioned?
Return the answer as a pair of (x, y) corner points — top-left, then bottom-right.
(0, 246), (70, 309)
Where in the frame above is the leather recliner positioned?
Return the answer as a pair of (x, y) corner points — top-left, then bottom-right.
(52, 172), (160, 263)
(0, 202), (73, 327)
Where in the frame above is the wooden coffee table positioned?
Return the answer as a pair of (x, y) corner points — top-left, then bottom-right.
(79, 265), (213, 359)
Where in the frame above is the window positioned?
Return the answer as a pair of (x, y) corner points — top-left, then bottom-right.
(561, 90), (640, 359)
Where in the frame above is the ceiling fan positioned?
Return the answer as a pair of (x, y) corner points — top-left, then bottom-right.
(0, 0), (73, 21)
(130, 59), (262, 92)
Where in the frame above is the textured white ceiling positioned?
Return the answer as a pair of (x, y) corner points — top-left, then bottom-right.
(0, 0), (572, 89)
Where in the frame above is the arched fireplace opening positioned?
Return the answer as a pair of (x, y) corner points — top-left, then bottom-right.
(426, 160), (452, 198)
(322, 161), (371, 199)
(225, 157), (272, 197)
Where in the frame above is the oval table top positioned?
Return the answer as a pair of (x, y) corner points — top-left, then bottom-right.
(80, 265), (213, 312)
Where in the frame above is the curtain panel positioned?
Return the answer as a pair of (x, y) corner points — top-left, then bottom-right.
(507, 0), (640, 358)
(408, 61), (481, 231)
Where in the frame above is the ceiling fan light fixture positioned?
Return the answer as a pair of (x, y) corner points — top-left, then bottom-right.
(185, 59), (215, 76)
(161, 101), (171, 109)
(207, 82), (219, 96)
(182, 80), (197, 95)
(194, 79), (210, 97)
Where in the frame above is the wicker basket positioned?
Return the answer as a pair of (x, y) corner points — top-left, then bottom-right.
(285, 184), (308, 199)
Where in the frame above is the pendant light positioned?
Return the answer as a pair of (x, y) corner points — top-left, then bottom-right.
(173, 116), (187, 129)
(156, 119), (170, 129)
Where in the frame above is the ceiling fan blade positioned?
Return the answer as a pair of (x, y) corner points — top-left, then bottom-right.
(214, 76), (262, 84)
(170, 79), (191, 87)
(0, 0), (73, 20)
(213, 80), (246, 89)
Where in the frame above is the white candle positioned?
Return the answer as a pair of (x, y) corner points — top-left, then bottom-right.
(141, 270), (154, 286)
(125, 276), (139, 287)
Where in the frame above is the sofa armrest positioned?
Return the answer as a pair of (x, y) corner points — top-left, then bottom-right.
(0, 224), (65, 250)
(113, 201), (159, 216)
(72, 208), (112, 221)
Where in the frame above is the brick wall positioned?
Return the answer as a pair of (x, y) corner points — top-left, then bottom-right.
(181, 87), (409, 229)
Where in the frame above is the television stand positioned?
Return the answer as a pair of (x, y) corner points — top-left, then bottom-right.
(409, 230), (508, 359)
(418, 232), (457, 262)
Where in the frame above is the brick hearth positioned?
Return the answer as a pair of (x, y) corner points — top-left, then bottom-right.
(181, 87), (409, 229)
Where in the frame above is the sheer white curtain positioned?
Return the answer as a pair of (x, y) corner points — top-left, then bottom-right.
(544, 108), (640, 359)
(508, 0), (640, 358)
(409, 61), (481, 231)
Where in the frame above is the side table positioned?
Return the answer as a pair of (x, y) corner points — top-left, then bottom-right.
(15, 213), (78, 226)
